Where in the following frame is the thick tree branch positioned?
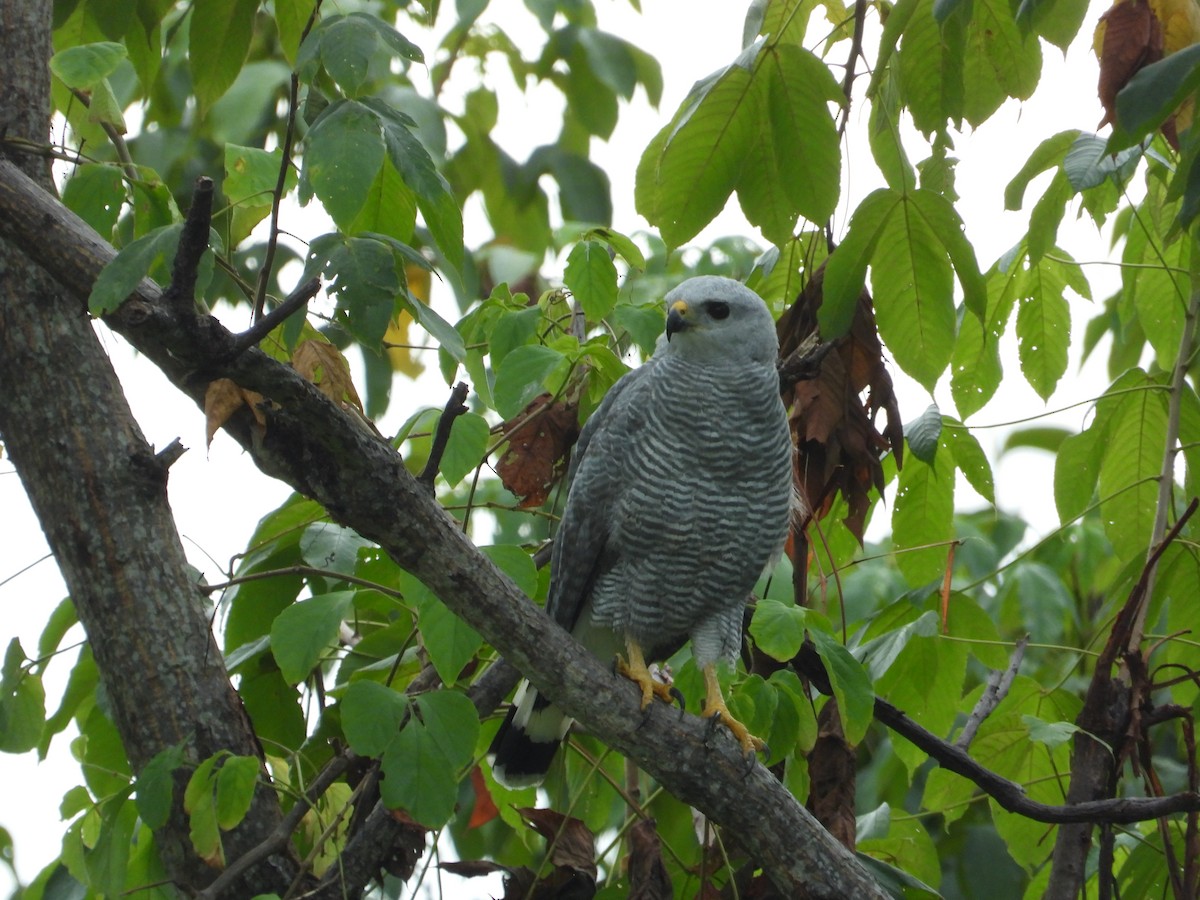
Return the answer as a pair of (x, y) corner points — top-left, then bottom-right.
(0, 157), (885, 898)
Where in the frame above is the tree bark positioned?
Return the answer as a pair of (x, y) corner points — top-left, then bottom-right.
(0, 5), (297, 894)
(0, 154), (887, 898)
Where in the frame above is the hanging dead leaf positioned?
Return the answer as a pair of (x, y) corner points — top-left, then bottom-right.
(628, 819), (672, 900)
(1095, 0), (1164, 127)
(496, 393), (581, 508)
(292, 339), (364, 414)
(777, 261), (903, 545)
(517, 807), (598, 884)
(805, 701), (857, 851)
(204, 378), (266, 449)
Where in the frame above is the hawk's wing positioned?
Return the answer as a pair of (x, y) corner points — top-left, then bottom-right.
(544, 360), (657, 632)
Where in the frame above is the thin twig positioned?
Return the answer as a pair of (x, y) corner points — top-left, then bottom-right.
(67, 87), (137, 182)
(163, 177), (215, 314)
(955, 635), (1027, 750)
(418, 382), (470, 493)
(253, 0), (323, 321)
(837, 0), (869, 138)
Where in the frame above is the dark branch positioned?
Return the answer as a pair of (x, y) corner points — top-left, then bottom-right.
(875, 697), (1200, 824)
(777, 335), (837, 396)
(227, 276), (321, 359)
(418, 381), (470, 494)
(163, 177), (214, 314)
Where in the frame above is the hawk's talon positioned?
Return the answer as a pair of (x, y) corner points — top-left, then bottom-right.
(616, 644), (675, 711)
(701, 664), (766, 757)
(669, 685), (686, 712)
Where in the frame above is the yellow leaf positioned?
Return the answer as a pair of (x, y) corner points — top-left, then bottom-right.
(292, 339), (364, 414)
(204, 379), (267, 448)
(384, 311), (424, 377)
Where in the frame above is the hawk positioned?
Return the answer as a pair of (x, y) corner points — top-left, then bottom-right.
(490, 275), (794, 787)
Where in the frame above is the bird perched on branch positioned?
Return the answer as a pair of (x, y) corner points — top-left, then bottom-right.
(489, 275), (795, 788)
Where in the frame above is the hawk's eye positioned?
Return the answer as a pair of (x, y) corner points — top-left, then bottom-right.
(706, 301), (730, 320)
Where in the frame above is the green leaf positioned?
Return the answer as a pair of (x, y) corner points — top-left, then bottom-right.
(636, 54), (759, 248)
(379, 714), (456, 826)
(808, 627), (874, 746)
(438, 412), (490, 486)
(299, 523), (372, 577)
(564, 240), (619, 320)
(1063, 132), (1141, 192)
(412, 691), (479, 770)
(215, 755), (260, 831)
(1016, 0), (1088, 50)
(905, 404), (942, 464)
(482, 545), (539, 597)
(739, 43), (842, 242)
(961, 0), (1042, 128)
(50, 41), (127, 88)
(0, 639), (45, 753)
(88, 223), (183, 315)
(1111, 44), (1200, 152)
(224, 145), (296, 248)
(492, 344), (570, 419)
(404, 294), (467, 362)
(898, 0), (966, 136)
(749, 598), (807, 661)
(413, 590), (483, 685)
(184, 753), (225, 866)
(870, 192), (960, 390)
(822, 188), (901, 338)
(85, 792), (137, 895)
(304, 234), (400, 348)
(320, 15), (378, 97)
(62, 163), (124, 241)
(586, 226), (646, 270)
(355, 12), (423, 64)
(945, 418), (994, 503)
(275, 0), (315, 64)
(135, 745), (185, 830)
(1097, 373), (1168, 561)
(1015, 254), (1077, 400)
(341, 681), (407, 757)
(269, 591), (354, 684)
(1004, 130), (1078, 210)
(893, 437), (956, 585)
(1022, 715), (1086, 750)
(304, 101), (386, 230)
(189, 0), (258, 110)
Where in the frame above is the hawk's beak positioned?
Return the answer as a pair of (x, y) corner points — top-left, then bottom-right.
(665, 300), (689, 341)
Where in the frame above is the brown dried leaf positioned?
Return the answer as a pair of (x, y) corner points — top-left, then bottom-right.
(1095, 0), (1163, 127)
(292, 339), (364, 414)
(440, 859), (509, 878)
(517, 807), (598, 883)
(777, 261), (902, 544)
(204, 378), (266, 448)
(805, 701), (856, 851)
(496, 394), (581, 508)
(628, 819), (672, 900)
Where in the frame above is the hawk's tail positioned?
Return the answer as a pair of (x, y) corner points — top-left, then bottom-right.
(488, 681), (571, 788)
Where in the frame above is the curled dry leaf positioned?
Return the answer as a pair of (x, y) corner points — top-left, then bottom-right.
(1094, 0), (1200, 147)
(204, 378), (266, 449)
(806, 701), (857, 851)
(628, 819), (673, 900)
(517, 806), (598, 886)
(496, 393), (581, 508)
(776, 261), (903, 546)
(292, 339), (364, 415)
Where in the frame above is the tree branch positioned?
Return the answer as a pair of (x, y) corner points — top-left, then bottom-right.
(955, 635), (1026, 750)
(418, 381), (470, 493)
(0, 157), (885, 899)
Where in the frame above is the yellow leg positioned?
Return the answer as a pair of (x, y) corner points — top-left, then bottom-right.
(617, 640), (676, 710)
(703, 664), (766, 755)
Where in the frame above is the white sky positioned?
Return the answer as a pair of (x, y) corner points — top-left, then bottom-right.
(0, 0), (1121, 893)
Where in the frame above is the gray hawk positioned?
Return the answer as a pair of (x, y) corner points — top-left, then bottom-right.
(489, 275), (794, 787)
